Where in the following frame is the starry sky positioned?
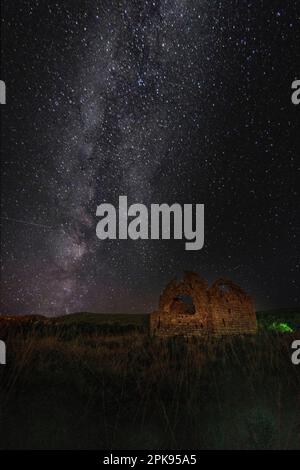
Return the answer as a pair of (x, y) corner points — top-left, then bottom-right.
(1, 1), (299, 315)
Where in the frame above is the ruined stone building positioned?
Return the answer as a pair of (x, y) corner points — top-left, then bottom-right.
(150, 272), (257, 336)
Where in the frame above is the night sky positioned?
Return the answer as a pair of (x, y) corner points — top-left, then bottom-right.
(1, 1), (299, 315)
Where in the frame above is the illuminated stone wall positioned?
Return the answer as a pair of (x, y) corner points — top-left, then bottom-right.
(150, 272), (257, 336)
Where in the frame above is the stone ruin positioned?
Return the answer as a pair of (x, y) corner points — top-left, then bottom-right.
(150, 272), (257, 336)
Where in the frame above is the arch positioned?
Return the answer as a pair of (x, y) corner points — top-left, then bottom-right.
(150, 272), (257, 337)
(209, 278), (248, 299)
(171, 294), (196, 315)
(159, 272), (208, 313)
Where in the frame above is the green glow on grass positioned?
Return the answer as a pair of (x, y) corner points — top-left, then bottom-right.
(270, 322), (294, 333)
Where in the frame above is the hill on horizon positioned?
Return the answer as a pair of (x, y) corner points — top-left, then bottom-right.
(1, 308), (299, 332)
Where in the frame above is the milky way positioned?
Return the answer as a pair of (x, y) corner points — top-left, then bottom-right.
(1, 1), (299, 315)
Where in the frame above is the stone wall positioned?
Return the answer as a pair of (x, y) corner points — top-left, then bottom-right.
(150, 272), (257, 337)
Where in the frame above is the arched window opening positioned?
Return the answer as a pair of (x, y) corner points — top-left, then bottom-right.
(171, 294), (196, 315)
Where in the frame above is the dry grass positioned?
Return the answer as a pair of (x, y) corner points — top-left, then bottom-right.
(0, 318), (299, 450)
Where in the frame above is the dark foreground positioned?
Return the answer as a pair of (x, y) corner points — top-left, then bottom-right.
(0, 315), (299, 450)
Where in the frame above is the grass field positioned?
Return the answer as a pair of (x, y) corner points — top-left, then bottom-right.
(0, 310), (299, 450)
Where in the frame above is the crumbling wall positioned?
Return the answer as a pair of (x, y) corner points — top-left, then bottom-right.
(150, 273), (257, 337)
(208, 279), (257, 335)
(150, 272), (212, 337)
